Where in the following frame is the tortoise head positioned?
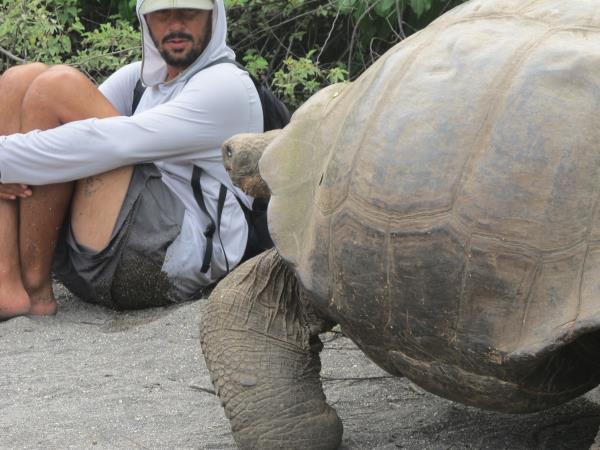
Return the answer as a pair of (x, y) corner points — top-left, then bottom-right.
(222, 129), (282, 198)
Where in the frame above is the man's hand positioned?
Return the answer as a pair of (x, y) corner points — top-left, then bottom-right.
(0, 183), (32, 200)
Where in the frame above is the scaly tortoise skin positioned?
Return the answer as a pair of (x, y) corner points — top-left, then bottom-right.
(201, 0), (600, 448)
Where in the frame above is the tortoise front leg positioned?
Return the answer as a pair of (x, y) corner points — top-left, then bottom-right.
(200, 249), (342, 449)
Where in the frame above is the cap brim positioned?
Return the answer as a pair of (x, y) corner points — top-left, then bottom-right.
(140, 0), (213, 14)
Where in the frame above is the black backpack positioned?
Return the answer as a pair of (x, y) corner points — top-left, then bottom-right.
(132, 58), (290, 274)
(132, 57), (290, 129)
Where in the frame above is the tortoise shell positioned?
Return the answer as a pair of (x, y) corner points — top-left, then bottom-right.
(259, 0), (600, 412)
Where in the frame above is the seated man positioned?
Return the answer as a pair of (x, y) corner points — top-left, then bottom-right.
(0, 0), (263, 319)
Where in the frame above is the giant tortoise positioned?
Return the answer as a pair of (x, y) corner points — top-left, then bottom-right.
(200, 0), (600, 447)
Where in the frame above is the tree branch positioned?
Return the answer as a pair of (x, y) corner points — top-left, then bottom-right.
(395, 0), (406, 40)
(317, 7), (341, 64)
(69, 46), (140, 66)
(348, 0), (383, 79)
(0, 46), (27, 64)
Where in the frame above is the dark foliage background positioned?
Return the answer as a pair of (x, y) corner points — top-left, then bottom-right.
(0, 0), (466, 106)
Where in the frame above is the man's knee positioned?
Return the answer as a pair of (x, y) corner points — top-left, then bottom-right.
(38, 64), (88, 83)
(24, 65), (87, 101)
(21, 65), (96, 126)
(22, 64), (117, 125)
(0, 62), (49, 91)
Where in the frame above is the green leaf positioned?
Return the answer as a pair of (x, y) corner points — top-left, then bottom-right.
(336, 0), (355, 13)
(243, 50), (269, 78)
(326, 66), (348, 84)
(409, 0), (431, 17)
(374, 0), (396, 18)
(61, 35), (71, 52)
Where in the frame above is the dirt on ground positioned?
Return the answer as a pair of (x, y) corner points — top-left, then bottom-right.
(1, 283), (599, 449)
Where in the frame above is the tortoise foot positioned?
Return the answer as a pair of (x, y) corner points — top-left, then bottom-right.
(200, 249), (343, 449)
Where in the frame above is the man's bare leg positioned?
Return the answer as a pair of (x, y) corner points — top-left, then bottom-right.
(26, 66), (135, 253)
(0, 63), (49, 318)
(70, 166), (133, 252)
(18, 65), (127, 314)
(18, 183), (74, 316)
(0, 64), (126, 318)
(0, 200), (29, 318)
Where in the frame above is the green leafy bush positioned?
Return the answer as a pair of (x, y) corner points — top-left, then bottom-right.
(0, 0), (466, 106)
(225, 0), (466, 107)
(0, 0), (139, 82)
(70, 20), (141, 82)
(0, 0), (83, 70)
(271, 51), (349, 108)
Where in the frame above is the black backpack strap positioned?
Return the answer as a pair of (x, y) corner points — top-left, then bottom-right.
(191, 166), (216, 273)
(204, 56), (236, 69)
(236, 196), (274, 263)
(216, 184), (230, 273)
(131, 58), (230, 115)
(191, 166), (229, 274)
(132, 78), (146, 114)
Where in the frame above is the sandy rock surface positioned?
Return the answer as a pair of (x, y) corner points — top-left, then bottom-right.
(1, 283), (599, 449)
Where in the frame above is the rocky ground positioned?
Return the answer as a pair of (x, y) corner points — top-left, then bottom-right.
(1, 283), (599, 449)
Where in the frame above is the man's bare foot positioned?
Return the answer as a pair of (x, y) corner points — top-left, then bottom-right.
(28, 300), (58, 316)
(27, 283), (58, 316)
(28, 298), (58, 316)
(0, 279), (31, 320)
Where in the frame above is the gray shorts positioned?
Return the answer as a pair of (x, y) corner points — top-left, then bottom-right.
(53, 164), (186, 310)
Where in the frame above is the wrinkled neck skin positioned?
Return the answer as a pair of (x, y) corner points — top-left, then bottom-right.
(136, 0), (235, 87)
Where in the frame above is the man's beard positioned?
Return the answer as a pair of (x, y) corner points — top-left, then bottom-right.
(157, 32), (204, 68)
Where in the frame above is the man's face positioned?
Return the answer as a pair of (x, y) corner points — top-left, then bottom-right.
(146, 8), (212, 69)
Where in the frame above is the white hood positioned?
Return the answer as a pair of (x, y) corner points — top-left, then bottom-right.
(137, 0), (235, 86)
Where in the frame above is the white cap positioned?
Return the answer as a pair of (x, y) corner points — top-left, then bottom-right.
(140, 0), (213, 14)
